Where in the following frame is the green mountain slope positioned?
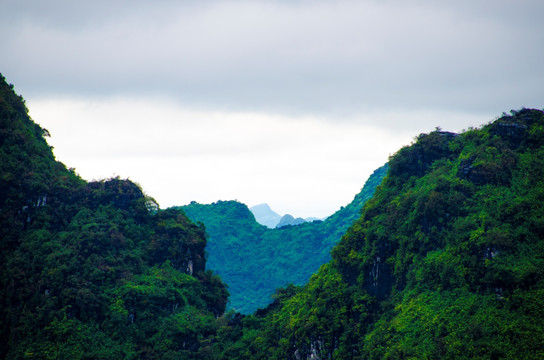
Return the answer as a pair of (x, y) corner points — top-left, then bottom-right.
(0, 74), (228, 359)
(179, 165), (387, 313)
(215, 109), (544, 359)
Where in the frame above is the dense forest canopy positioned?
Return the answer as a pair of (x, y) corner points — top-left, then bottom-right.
(214, 108), (544, 359)
(179, 165), (387, 313)
(0, 74), (228, 359)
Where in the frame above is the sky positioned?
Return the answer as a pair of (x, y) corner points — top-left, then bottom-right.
(1, 0), (543, 218)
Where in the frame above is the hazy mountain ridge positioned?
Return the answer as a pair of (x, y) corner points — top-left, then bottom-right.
(249, 203), (319, 228)
(249, 203), (282, 228)
(275, 214), (306, 228)
(180, 165), (388, 313)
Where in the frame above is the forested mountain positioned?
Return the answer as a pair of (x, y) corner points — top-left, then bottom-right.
(3, 72), (543, 360)
(214, 109), (544, 359)
(179, 165), (387, 313)
(0, 74), (228, 359)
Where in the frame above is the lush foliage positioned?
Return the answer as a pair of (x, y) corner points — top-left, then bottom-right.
(4, 71), (544, 359)
(0, 74), (228, 359)
(179, 165), (387, 313)
(214, 109), (544, 359)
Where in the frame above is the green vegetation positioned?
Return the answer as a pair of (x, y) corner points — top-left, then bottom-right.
(214, 109), (544, 359)
(3, 72), (544, 359)
(0, 74), (228, 359)
(179, 165), (387, 313)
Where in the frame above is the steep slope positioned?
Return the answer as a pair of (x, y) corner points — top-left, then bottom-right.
(216, 109), (544, 360)
(180, 165), (388, 313)
(0, 74), (228, 359)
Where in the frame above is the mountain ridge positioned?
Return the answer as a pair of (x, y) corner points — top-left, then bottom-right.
(249, 203), (321, 228)
(180, 164), (388, 313)
(249, 203), (282, 228)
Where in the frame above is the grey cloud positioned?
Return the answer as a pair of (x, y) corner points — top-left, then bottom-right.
(2, 0), (543, 121)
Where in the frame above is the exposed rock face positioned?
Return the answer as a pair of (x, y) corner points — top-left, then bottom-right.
(458, 157), (489, 185)
(276, 214), (306, 228)
(364, 255), (394, 300)
(492, 122), (527, 142)
(309, 340), (324, 360)
(294, 339), (324, 360)
(186, 259), (194, 275)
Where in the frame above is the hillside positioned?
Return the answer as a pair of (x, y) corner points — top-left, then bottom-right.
(215, 109), (544, 359)
(5, 73), (543, 359)
(180, 165), (387, 313)
(0, 74), (228, 359)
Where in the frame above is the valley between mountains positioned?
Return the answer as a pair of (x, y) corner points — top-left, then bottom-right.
(2, 73), (544, 359)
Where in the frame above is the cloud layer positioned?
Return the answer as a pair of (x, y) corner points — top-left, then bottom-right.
(29, 97), (423, 217)
(2, 0), (543, 217)
(3, 0), (543, 118)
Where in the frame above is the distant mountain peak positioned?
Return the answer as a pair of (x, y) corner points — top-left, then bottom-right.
(249, 203), (282, 228)
(251, 203), (272, 211)
(276, 214), (306, 228)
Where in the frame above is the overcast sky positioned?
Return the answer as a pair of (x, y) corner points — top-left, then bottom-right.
(2, 0), (543, 218)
